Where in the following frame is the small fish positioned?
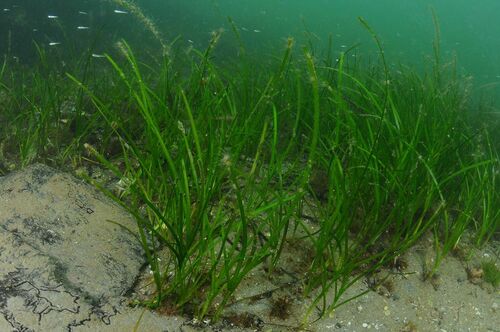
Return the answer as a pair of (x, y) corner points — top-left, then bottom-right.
(78, 11), (88, 15)
(91, 53), (106, 58)
(32, 28), (38, 32)
(47, 15), (58, 19)
(77, 26), (90, 30)
(241, 27), (248, 31)
(187, 39), (194, 43)
(253, 29), (261, 33)
(3, 8), (10, 12)
(113, 9), (128, 14)
(49, 42), (61, 46)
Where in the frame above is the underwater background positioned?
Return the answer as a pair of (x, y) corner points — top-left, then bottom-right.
(1, 1), (499, 325)
(1, 0), (500, 104)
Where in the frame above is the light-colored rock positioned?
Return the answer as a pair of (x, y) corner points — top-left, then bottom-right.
(0, 164), (183, 331)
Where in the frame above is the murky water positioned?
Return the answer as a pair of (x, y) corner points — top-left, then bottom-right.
(1, 0), (499, 102)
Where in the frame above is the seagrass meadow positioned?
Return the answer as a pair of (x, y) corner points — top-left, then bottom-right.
(0, 0), (499, 326)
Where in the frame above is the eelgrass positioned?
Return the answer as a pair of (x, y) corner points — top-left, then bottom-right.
(481, 260), (500, 288)
(0, 17), (499, 324)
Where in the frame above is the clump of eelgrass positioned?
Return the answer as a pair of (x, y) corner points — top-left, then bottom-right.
(1, 10), (498, 325)
(481, 260), (500, 288)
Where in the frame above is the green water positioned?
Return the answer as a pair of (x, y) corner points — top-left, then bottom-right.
(153, 0), (500, 102)
(2, 0), (500, 103)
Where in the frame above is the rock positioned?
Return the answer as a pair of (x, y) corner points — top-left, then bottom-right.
(309, 168), (329, 202)
(0, 164), (146, 330)
(466, 267), (484, 285)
